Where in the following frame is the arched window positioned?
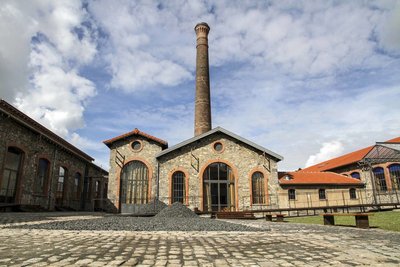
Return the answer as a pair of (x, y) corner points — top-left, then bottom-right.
(349, 188), (357, 199)
(373, 167), (387, 191)
(36, 158), (50, 194)
(74, 172), (81, 200)
(203, 162), (235, 211)
(1, 147), (24, 203)
(288, 189), (296, 200)
(56, 167), (67, 205)
(350, 172), (360, 179)
(252, 172), (265, 204)
(318, 189), (326, 200)
(104, 183), (108, 198)
(95, 180), (100, 198)
(389, 164), (400, 190)
(121, 160), (149, 204)
(172, 171), (185, 204)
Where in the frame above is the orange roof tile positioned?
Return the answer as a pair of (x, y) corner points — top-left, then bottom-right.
(279, 171), (363, 185)
(301, 136), (400, 172)
(103, 128), (168, 148)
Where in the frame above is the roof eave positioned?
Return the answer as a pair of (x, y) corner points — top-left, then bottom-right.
(156, 126), (283, 161)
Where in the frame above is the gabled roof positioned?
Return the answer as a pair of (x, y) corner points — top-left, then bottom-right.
(103, 128), (168, 148)
(156, 126), (283, 161)
(0, 99), (94, 162)
(279, 171), (363, 185)
(301, 136), (400, 172)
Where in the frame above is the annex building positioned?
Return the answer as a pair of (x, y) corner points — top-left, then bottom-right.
(0, 99), (108, 211)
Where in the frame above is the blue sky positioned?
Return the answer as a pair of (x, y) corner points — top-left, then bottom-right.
(1, 0), (399, 170)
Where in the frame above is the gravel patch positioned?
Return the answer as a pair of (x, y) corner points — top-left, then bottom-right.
(135, 199), (168, 214)
(154, 202), (198, 218)
(9, 216), (264, 231)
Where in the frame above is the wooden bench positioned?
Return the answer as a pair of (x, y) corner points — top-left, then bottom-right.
(216, 211), (256, 220)
(321, 213), (373, 229)
(265, 214), (285, 222)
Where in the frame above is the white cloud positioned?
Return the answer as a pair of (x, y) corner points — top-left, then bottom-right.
(2, 0), (400, 171)
(0, 0), (98, 139)
(305, 141), (344, 167)
(15, 41), (96, 137)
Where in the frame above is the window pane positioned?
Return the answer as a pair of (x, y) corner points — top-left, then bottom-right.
(373, 167), (387, 191)
(37, 159), (49, 193)
(121, 161), (148, 204)
(172, 171), (185, 203)
(5, 150), (21, 171)
(252, 172), (265, 204)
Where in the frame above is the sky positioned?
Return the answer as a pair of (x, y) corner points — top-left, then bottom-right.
(1, 0), (400, 171)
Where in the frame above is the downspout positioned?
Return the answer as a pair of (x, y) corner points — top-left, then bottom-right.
(48, 145), (57, 210)
(156, 161), (160, 200)
(81, 163), (89, 210)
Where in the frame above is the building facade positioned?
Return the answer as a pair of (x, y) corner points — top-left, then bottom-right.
(104, 127), (282, 213)
(0, 100), (108, 211)
(299, 138), (400, 205)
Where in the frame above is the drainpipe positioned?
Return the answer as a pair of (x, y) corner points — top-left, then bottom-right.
(81, 163), (89, 210)
(156, 161), (160, 200)
(48, 145), (57, 210)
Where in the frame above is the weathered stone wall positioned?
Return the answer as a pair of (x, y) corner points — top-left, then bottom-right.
(107, 136), (163, 212)
(0, 114), (108, 211)
(157, 132), (279, 211)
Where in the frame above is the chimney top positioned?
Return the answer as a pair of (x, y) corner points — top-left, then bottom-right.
(195, 22), (210, 31)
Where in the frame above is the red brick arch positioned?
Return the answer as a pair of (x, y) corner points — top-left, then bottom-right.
(168, 167), (190, 205)
(116, 156), (153, 210)
(199, 159), (239, 211)
(248, 167), (269, 206)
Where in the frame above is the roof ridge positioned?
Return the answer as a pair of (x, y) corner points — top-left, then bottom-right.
(103, 128), (168, 147)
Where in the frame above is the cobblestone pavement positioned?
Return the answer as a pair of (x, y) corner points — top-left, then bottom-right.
(0, 212), (400, 266)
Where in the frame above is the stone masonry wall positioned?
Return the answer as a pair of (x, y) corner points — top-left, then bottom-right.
(0, 115), (107, 211)
(157, 132), (279, 211)
(107, 136), (163, 212)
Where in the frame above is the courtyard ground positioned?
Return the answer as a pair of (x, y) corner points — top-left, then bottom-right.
(0, 212), (399, 266)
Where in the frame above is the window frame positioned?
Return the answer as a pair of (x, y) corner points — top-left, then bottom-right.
(288, 189), (296, 200)
(171, 171), (186, 204)
(36, 158), (50, 195)
(349, 188), (357, 199)
(373, 167), (387, 192)
(251, 171), (266, 205)
(318, 189), (326, 200)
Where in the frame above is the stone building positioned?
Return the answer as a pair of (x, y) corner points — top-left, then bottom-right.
(104, 23), (284, 213)
(0, 99), (108, 211)
(289, 137), (400, 206)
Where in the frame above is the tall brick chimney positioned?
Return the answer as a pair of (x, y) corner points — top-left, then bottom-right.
(194, 22), (212, 136)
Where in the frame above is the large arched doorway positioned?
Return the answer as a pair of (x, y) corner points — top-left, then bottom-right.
(203, 162), (235, 211)
(1, 147), (24, 203)
(120, 160), (149, 213)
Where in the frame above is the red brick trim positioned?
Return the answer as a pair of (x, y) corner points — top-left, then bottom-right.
(116, 156), (153, 211)
(34, 154), (52, 197)
(104, 128), (167, 148)
(0, 144), (27, 204)
(129, 139), (144, 153)
(168, 167), (190, 205)
(198, 159), (239, 212)
(211, 140), (225, 154)
(248, 167), (269, 206)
